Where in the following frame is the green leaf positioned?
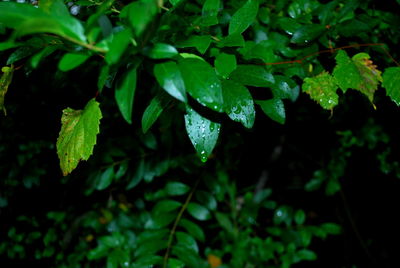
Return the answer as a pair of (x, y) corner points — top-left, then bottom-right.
(202, 0), (220, 26)
(290, 24), (325, 44)
(321, 222), (341, 235)
(217, 33), (245, 47)
(229, 65), (275, 87)
(184, 107), (221, 162)
(176, 35), (212, 55)
(302, 71), (339, 110)
(7, 47), (39, 65)
(31, 46), (59, 68)
(221, 80), (255, 128)
(134, 239), (168, 257)
(0, 66), (14, 115)
(56, 98), (102, 176)
(142, 92), (169, 133)
(115, 67), (137, 124)
(58, 53), (90, 72)
(256, 98), (286, 124)
(214, 53), (237, 78)
(95, 167), (115, 190)
(229, 0), (259, 34)
(134, 256), (163, 266)
(187, 203), (211, 221)
(0, 1), (86, 42)
(178, 219), (205, 242)
(165, 182), (190, 196)
(294, 209), (306, 225)
(215, 212), (234, 235)
(176, 231), (199, 253)
(105, 29), (132, 65)
(120, 0), (158, 37)
(272, 75), (300, 101)
(297, 249), (317, 261)
(195, 190), (217, 210)
(153, 200), (182, 215)
(333, 50), (382, 102)
(382, 67), (400, 106)
(143, 43), (178, 59)
(171, 245), (202, 268)
(179, 58), (224, 112)
(154, 61), (187, 102)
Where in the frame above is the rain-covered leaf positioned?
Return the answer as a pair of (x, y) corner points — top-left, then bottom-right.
(56, 98), (102, 176)
(154, 61), (187, 102)
(229, 65), (275, 87)
(58, 53), (90, 72)
(256, 98), (286, 124)
(382, 67), (400, 106)
(333, 50), (382, 102)
(302, 71), (339, 110)
(143, 43), (178, 59)
(290, 24), (325, 44)
(215, 53), (237, 78)
(0, 65), (14, 115)
(115, 67), (137, 124)
(187, 203), (211, 221)
(229, 0), (259, 34)
(179, 58), (223, 112)
(221, 79), (255, 128)
(184, 107), (221, 162)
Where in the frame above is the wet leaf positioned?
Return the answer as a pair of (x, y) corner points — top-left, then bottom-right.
(290, 24), (325, 44)
(382, 67), (400, 106)
(256, 98), (286, 124)
(221, 79), (255, 128)
(154, 61), (187, 102)
(302, 71), (339, 110)
(229, 65), (275, 87)
(179, 58), (223, 112)
(184, 107), (221, 162)
(229, 0), (259, 34)
(214, 53), (237, 78)
(56, 99), (102, 176)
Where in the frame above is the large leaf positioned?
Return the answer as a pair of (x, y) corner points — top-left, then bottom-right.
(179, 58), (224, 112)
(115, 67), (137, 124)
(382, 67), (400, 106)
(105, 29), (132, 65)
(256, 98), (286, 124)
(154, 61), (187, 102)
(0, 1), (86, 42)
(56, 99), (102, 176)
(229, 65), (275, 87)
(333, 50), (382, 102)
(302, 71), (338, 110)
(221, 80), (255, 128)
(184, 107), (221, 162)
(228, 0), (259, 34)
(0, 66), (14, 115)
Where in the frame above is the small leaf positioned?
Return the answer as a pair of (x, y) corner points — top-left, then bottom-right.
(142, 92), (170, 133)
(217, 33), (245, 48)
(229, 0), (259, 34)
(165, 182), (190, 196)
(294, 209), (306, 225)
(120, 0), (158, 37)
(115, 67), (137, 124)
(105, 29), (132, 65)
(221, 80), (255, 128)
(153, 200), (182, 215)
(321, 222), (341, 235)
(215, 212), (234, 235)
(95, 167), (114, 190)
(302, 71), (339, 110)
(271, 75), (300, 101)
(256, 98), (286, 124)
(202, 0), (220, 26)
(31, 46), (58, 68)
(187, 203), (211, 221)
(58, 53), (90, 72)
(171, 245), (202, 268)
(154, 61), (187, 102)
(56, 98), (102, 176)
(290, 24), (325, 44)
(184, 107), (221, 162)
(229, 65), (275, 87)
(7, 47), (38, 65)
(382, 67), (400, 105)
(178, 219), (205, 242)
(176, 232), (199, 253)
(176, 35), (212, 54)
(195, 190), (217, 210)
(143, 43), (178, 59)
(297, 249), (317, 261)
(179, 58), (223, 112)
(214, 53), (237, 78)
(0, 66), (14, 115)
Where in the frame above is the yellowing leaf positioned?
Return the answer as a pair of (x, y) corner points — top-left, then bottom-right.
(56, 99), (102, 176)
(302, 71), (339, 110)
(207, 254), (222, 268)
(0, 65), (14, 115)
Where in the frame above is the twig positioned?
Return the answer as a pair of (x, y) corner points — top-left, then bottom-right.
(163, 178), (200, 268)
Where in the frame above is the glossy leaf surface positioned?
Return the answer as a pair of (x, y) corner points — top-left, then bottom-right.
(302, 71), (338, 110)
(229, 0), (259, 34)
(154, 61), (187, 102)
(115, 67), (137, 124)
(256, 98), (286, 124)
(382, 67), (400, 106)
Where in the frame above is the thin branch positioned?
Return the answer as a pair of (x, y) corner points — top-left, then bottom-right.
(163, 178), (200, 268)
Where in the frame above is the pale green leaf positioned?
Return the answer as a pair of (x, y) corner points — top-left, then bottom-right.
(58, 53), (90, 72)
(382, 67), (400, 106)
(184, 107), (220, 162)
(154, 61), (187, 102)
(302, 71), (339, 110)
(221, 79), (255, 128)
(179, 58), (223, 112)
(115, 67), (137, 124)
(56, 99), (102, 176)
(229, 0), (259, 34)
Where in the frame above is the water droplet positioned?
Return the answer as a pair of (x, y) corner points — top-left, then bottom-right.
(213, 105), (218, 110)
(123, 262), (129, 267)
(200, 150), (207, 162)
(276, 210), (283, 217)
